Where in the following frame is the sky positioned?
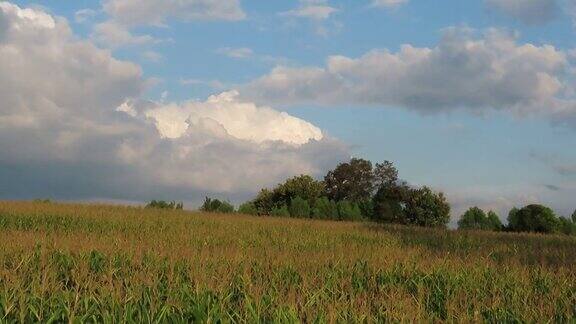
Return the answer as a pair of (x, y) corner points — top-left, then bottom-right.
(0, 0), (575, 222)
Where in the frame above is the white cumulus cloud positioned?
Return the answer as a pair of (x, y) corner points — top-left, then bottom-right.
(0, 2), (347, 201)
(243, 27), (576, 127)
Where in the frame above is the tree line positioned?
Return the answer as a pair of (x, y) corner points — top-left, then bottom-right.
(147, 158), (576, 236)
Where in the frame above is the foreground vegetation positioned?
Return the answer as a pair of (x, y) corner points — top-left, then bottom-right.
(0, 201), (575, 322)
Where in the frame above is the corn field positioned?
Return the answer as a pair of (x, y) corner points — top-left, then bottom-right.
(0, 201), (574, 322)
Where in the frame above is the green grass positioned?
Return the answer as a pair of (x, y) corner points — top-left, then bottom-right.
(0, 201), (574, 322)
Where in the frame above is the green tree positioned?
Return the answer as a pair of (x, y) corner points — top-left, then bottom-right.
(145, 200), (183, 210)
(572, 210), (576, 223)
(458, 207), (488, 230)
(558, 217), (576, 235)
(289, 196), (311, 218)
(252, 189), (275, 215)
(371, 182), (409, 224)
(487, 211), (503, 231)
(200, 197), (234, 213)
(238, 202), (258, 215)
(457, 207), (502, 231)
(324, 158), (374, 203)
(273, 175), (325, 207)
(311, 197), (339, 220)
(337, 200), (363, 221)
(507, 204), (559, 234)
(271, 205), (290, 217)
(373, 160), (398, 188)
(404, 187), (450, 227)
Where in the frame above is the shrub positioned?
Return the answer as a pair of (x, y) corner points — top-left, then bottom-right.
(200, 197), (234, 213)
(289, 197), (310, 218)
(271, 205), (291, 217)
(337, 200), (362, 221)
(145, 200), (183, 210)
(507, 204), (559, 234)
(558, 217), (576, 235)
(238, 202), (258, 215)
(312, 197), (339, 220)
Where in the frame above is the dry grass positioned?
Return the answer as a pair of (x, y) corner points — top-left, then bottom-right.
(0, 201), (574, 322)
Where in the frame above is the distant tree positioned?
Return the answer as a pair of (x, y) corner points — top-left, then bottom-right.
(289, 196), (311, 218)
(238, 202), (258, 215)
(404, 187), (450, 227)
(312, 197), (339, 220)
(487, 211), (504, 231)
(252, 189), (275, 215)
(558, 217), (576, 235)
(324, 158), (374, 203)
(271, 205), (291, 217)
(337, 200), (363, 221)
(458, 207), (488, 230)
(507, 207), (520, 231)
(458, 207), (502, 231)
(572, 210), (576, 223)
(273, 175), (325, 207)
(200, 197), (234, 213)
(371, 182), (409, 224)
(373, 161), (398, 188)
(507, 204), (559, 234)
(146, 200), (183, 210)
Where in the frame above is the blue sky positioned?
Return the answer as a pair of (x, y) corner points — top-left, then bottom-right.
(2, 0), (576, 220)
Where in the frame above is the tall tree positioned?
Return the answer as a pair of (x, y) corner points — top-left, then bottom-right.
(404, 187), (450, 227)
(373, 160), (398, 188)
(457, 207), (502, 231)
(324, 158), (374, 203)
(273, 174), (325, 207)
(507, 204), (559, 234)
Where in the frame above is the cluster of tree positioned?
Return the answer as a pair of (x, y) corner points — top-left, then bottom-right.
(145, 200), (183, 210)
(200, 197), (234, 213)
(235, 158), (451, 227)
(458, 205), (576, 235)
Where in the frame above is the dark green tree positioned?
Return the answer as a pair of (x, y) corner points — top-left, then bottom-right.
(371, 182), (409, 223)
(572, 210), (576, 223)
(312, 197), (339, 220)
(373, 160), (398, 188)
(458, 207), (488, 230)
(145, 200), (183, 210)
(200, 197), (234, 213)
(337, 200), (363, 221)
(252, 189), (275, 215)
(271, 205), (291, 217)
(238, 202), (258, 215)
(458, 207), (502, 231)
(558, 217), (576, 235)
(324, 158), (374, 203)
(273, 175), (325, 207)
(487, 211), (504, 231)
(289, 196), (311, 218)
(404, 187), (450, 227)
(507, 204), (559, 233)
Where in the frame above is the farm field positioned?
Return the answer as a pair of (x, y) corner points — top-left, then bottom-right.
(0, 201), (574, 322)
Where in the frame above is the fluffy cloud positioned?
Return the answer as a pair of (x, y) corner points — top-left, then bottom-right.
(243, 27), (576, 126)
(103, 0), (246, 26)
(144, 91), (324, 145)
(0, 2), (347, 201)
(486, 0), (559, 25)
(91, 21), (160, 48)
